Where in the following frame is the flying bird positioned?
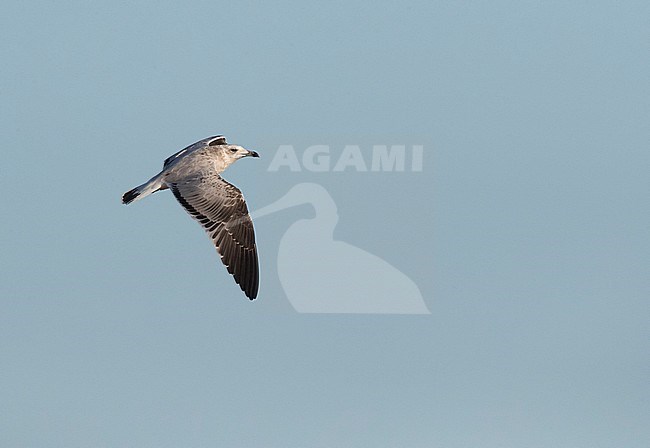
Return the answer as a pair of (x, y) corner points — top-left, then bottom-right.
(122, 135), (260, 300)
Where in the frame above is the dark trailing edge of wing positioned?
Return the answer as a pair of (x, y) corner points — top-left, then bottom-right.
(170, 182), (259, 300)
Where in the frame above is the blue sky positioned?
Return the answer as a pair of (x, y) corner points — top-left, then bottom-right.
(1, 1), (648, 447)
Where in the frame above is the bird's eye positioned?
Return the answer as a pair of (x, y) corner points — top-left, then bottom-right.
(230, 148), (237, 153)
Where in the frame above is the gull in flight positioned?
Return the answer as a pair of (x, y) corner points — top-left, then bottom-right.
(122, 135), (260, 300)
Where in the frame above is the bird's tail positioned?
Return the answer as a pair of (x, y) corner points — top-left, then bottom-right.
(122, 175), (164, 205)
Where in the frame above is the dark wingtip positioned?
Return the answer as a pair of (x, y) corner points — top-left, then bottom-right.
(242, 277), (258, 301)
(242, 281), (258, 300)
(122, 188), (140, 205)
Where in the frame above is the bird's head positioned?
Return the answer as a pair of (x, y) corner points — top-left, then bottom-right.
(203, 135), (259, 170)
(220, 144), (260, 163)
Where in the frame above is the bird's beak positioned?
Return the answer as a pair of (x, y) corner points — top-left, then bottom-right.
(246, 150), (260, 158)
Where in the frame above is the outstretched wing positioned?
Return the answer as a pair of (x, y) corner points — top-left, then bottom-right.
(163, 135), (227, 168)
(168, 173), (259, 300)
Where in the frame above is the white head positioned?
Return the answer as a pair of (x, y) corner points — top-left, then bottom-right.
(218, 144), (260, 161)
(204, 135), (260, 169)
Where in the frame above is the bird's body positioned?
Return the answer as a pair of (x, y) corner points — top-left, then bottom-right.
(122, 135), (260, 300)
